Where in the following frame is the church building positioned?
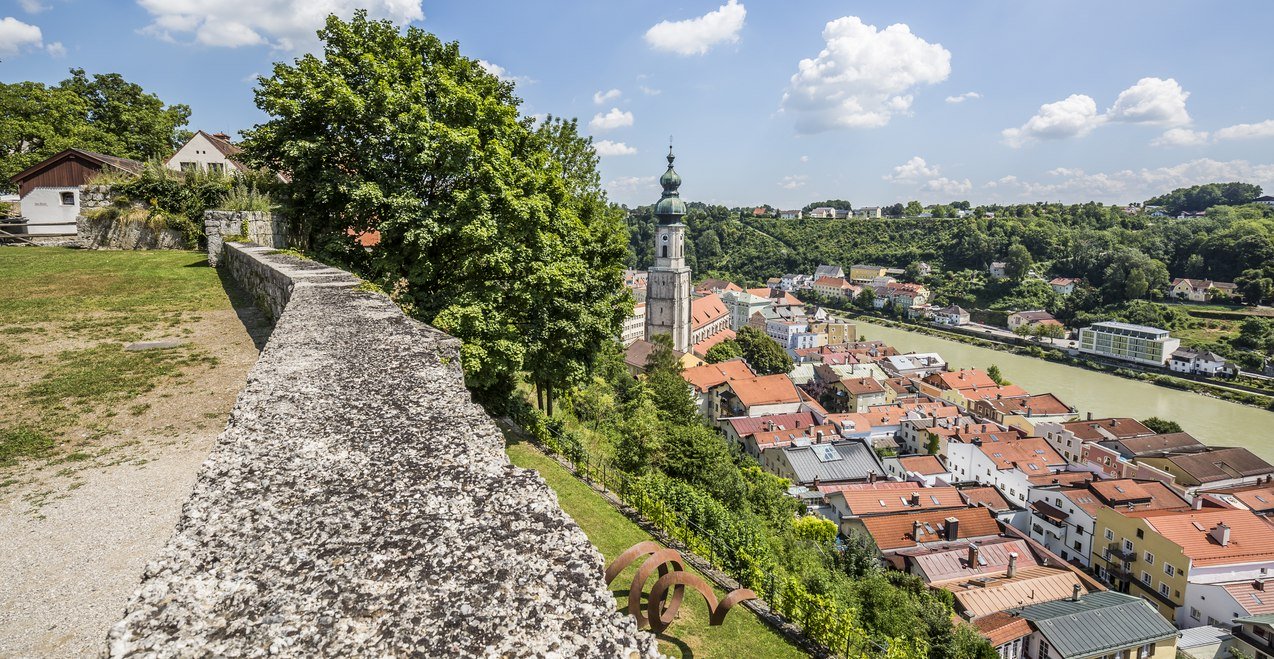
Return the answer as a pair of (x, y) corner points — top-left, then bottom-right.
(644, 147), (693, 352)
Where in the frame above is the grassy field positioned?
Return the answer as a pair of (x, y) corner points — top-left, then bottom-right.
(505, 438), (807, 659)
(0, 247), (248, 490)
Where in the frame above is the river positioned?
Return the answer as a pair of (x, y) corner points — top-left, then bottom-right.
(849, 318), (1274, 463)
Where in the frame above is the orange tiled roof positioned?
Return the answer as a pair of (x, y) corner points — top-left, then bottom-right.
(1141, 509), (1274, 567)
(1224, 580), (1274, 615)
(898, 455), (949, 475)
(1232, 485), (1274, 513)
(841, 377), (886, 395)
(681, 360), (755, 393)
(1060, 418), (1153, 441)
(726, 375), (801, 407)
(925, 369), (999, 391)
(961, 385), (1030, 402)
(751, 423), (839, 452)
(961, 486), (1013, 512)
(690, 293), (729, 331)
(980, 393), (1073, 417)
(861, 507), (1001, 551)
(831, 485), (964, 516)
(977, 438), (1066, 473)
(973, 612), (1034, 647)
(691, 328), (736, 357)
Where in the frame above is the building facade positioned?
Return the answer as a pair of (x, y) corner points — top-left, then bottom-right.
(1078, 322), (1180, 366)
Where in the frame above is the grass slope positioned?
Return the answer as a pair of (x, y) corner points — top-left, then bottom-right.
(506, 439), (807, 659)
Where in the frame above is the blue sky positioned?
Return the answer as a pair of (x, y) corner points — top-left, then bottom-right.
(5, 1), (1274, 208)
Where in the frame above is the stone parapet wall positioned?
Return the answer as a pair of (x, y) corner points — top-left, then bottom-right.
(204, 211), (287, 265)
(107, 243), (658, 658)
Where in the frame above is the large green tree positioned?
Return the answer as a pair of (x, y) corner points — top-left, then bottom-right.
(241, 12), (628, 402)
(0, 71), (190, 191)
(735, 326), (794, 375)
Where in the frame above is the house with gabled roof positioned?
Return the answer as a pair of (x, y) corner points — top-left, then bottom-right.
(9, 148), (143, 235)
(166, 130), (248, 175)
(1004, 591), (1177, 659)
(860, 507), (1002, 554)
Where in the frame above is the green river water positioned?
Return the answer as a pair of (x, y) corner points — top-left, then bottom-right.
(849, 318), (1274, 463)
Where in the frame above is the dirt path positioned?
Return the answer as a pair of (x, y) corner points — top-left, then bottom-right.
(0, 291), (267, 657)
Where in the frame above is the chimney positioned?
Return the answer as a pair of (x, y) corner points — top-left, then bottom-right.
(968, 543), (980, 567)
(1193, 497), (1204, 511)
(212, 131), (231, 142)
(1109, 419), (1117, 427)
(1087, 411), (1094, 421)
(1256, 580), (1267, 592)
(913, 520), (924, 540)
(945, 516), (960, 541)
(869, 471), (877, 484)
(1212, 522), (1231, 547)
(910, 493), (921, 507)
(1007, 552), (1018, 578)
(1070, 584), (1082, 602)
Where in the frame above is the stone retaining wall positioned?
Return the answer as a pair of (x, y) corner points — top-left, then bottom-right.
(107, 243), (657, 658)
(76, 186), (188, 250)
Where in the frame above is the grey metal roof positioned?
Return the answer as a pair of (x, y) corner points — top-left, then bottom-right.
(783, 440), (883, 484)
(1010, 591), (1176, 658)
(1176, 625), (1232, 649)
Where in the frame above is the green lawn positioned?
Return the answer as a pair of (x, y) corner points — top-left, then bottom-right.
(506, 439), (807, 659)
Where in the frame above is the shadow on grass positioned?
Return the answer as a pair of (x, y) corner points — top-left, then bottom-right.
(215, 266), (272, 352)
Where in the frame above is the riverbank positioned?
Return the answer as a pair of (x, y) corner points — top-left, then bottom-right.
(829, 307), (1274, 411)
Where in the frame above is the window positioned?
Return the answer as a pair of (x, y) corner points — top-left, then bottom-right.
(1105, 528), (1114, 541)
(1124, 539), (1134, 552)
(179, 161), (198, 172)
(1075, 525), (1084, 535)
(1159, 583), (1170, 598)
(1141, 571), (1152, 586)
(1136, 529), (1145, 539)
(207, 162), (225, 174)
(1144, 551), (1154, 565)
(60, 191), (75, 205)
(1163, 564), (1175, 577)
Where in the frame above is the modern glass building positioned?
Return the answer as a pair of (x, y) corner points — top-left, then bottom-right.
(1077, 321), (1180, 366)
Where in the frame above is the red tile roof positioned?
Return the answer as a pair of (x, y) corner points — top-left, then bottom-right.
(861, 507), (1002, 551)
(979, 393), (1073, 417)
(973, 612), (1034, 647)
(898, 455), (949, 475)
(925, 369), (999, 391)
(1140, 509), (1274, 567)
(691, 328), (736, 357)
(681, 360), (755, 393)
(961, 486), (1014, 512)
(841, 377), (886, 395)
(690, 293), (729, 331)
(726, 375), (801, 407)
(1060, 418), (1153, 441)
(830, 485), (965, 516)
(728, 412), (818, 438)
(977, 438), (1066, 473)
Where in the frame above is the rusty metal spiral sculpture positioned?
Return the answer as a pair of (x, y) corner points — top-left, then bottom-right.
(605, 541), (756, 634)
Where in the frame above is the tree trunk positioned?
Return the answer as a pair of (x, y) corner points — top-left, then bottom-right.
(536, 382), (544, 410)
(546, 383), (554, 417)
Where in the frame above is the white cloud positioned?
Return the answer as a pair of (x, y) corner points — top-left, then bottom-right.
(945, 91), (980, 104)
(924, 177), (972, 195)
(1215, 119), (1274, 141)
(800, 155), (809, 163)
(594, 140), (637, 156)
(885, 156), (940, 181)
(1005, 78), (1193, 148)
(1106, 77), (1190, 126)
(19, 0), (49, 12)
(0, 16), (43, 55)
(607, 175), (657, 192)
(1002, 94), (1102, 147)
(1152, 127), (1209, 147)
(45, 40), (64, 57)
(135, 0), (424, 51)
(984, 175), (1018, 188)
(639, 85), (662, 96)
(780, 17), (951, 133)
(987, 159), (1274, 202)
(778, 175), (808, 190)
(589, 107), (634, 132)
(593, 88), (621, 104)
(644, 0), (745, 56)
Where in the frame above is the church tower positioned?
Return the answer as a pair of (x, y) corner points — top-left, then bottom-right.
(645, 145), (692, 352)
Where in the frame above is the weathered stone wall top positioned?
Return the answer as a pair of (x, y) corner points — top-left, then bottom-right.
(108, 243), (658, 658)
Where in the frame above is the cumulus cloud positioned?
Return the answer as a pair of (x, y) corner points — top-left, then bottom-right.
(987, 159), (1274, 202)
(45, 40), (64, 57)
(644, 0), (745, 56)
(1002, 94), (1102, 147)
(778, 175), (808, 190)
(1106, 77), (1190, 126)
(589, 107), (634, 132)
(1152, 127), (1209, 147)
(19, 0), (48, 12)
(593, 88), (621, 104)
(945, 91), (980, 104)
(1005, 78), (1194, 147)
(884, 156), (968, 196)
(800, 155), (809, 163)
(1215, 119), (1274, 141)
(885, 156), (940, 181)
(0, 16), (43, 55)
(780, 17), (950, 133)
(593, 140), (637, 156)
(135, 0), (423, 51)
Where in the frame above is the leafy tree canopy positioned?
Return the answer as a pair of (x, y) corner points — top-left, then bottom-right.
(735, 326), (794, 375)
(1146, 182), (1262, 215)
(242, 12), (628, 402)
(0, 69), (191, 191)
(801, 199), (852, 213)
(1141, 417), (1183, 434)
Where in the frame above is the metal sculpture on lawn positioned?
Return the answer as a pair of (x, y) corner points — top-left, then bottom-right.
(605, 541), (756, 634)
